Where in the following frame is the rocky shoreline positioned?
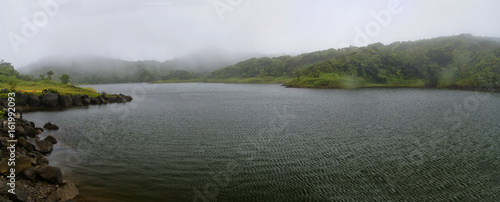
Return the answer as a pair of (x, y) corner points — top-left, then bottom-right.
(0, 91), (132, 201)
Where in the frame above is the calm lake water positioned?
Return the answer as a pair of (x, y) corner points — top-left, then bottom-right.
(24, 83), (500, 201)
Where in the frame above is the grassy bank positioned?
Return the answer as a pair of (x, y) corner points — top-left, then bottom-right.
(153, 76), (293, 84)
(0, 78), (99, 97)
(285, 74), (426, 88)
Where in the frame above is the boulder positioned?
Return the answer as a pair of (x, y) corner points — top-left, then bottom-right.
(16, 92), (28, 106)
(0, 138), (9, 147)
(123, 94), (133, 101)
(90, 97), (100, 104)
(32, 151), (44, 160)
(72, 95), (83, 106)
(59, 95), (73, 107)
(14, 156), (33, 175)
(99, 95), (107, 104)
(0, 155), (33, 176)
(9, 183), (28, 201)
(0, 159), (8, 175)
(36, 166), (63, 185)
(18, 137), (34, 152)
(14, 124), (26, 138)
(23, 166), (37, 181)
(26, 137), (41, 151)
(47, 182), (79, 201)
(82, 97), (91, 105)
(44, 122), (59, 130)
(27, 95), (41, 106)
(22, 125), (36, 138)
(117, 96), (127, 103)
(38, 156), (49, 165)
(44, 135), (57, 144)
(41, 93), (59, 107)
(35, 139), (53, 154)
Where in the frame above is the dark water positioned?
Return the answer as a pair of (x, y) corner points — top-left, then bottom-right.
(24, 83), (500, 201)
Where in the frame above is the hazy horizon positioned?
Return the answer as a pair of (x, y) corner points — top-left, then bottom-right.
(1, 0), (499, 68)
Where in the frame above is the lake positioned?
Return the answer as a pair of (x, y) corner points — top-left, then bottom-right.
(24, 83), (500, 201)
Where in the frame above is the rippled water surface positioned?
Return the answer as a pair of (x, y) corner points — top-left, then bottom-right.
(24, 83), (500, 201)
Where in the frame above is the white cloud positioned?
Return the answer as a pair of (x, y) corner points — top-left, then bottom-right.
(0, 0), (499, 68)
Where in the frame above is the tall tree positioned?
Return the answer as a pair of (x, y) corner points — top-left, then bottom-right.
(47, 70), (54, 80)
(59, 74), (71, 84)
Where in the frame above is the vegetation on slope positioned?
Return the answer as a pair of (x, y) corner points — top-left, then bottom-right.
(207, 34), (500, 88)
(0, 60), (98, 97)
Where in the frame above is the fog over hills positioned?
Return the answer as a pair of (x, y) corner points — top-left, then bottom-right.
(19, 48), (269, 83)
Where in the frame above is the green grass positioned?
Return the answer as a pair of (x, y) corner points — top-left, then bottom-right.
(285, 73), (426, 89)
(0, 79), (99, 97)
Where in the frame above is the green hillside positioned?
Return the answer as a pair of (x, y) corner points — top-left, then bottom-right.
(207, 34), (500, 88)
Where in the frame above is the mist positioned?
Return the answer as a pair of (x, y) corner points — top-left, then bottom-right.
(1, 0), (499, 68)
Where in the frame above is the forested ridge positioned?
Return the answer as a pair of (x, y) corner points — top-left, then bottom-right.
(10, 34), (500, 88)
(208, 34), (500, 88)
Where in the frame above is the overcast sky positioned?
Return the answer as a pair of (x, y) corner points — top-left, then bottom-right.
(1, 0), (499, 68)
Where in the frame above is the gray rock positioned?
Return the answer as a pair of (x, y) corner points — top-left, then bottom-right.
(10, 182), (28, 201)
(16, 92), (28, 106)
(0, 159), (9, 175)
(36, 166), (63, 185)
(59, 95), (73, 107)
(14, 156), (33, 175)
(23, 166), (37, 181)
(26, 137), (41, 151)
(35, 139), (53, 154)
(82, 98), (90, 105)
(72, 95), (83, 106)
(27, 95), (41, 106)
(90, 97), (100, 104)
(47, 182), (79, 201)
(117, 96), (127, 103)
(43, 122), (59, 130)
(23, 125), (36, 138)
(38, 156), (49, 165)
(41, 93), (59, 107)
(44, 135), (57, 144)
(18, 137), (34, 152)
(98, 95), (106, 104)
(15, 124), (25, 138)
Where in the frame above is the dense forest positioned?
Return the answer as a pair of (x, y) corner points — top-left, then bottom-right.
(208, 34), (500, 88)
(11, 34), (500, 88)
(20, 49), (266, 84)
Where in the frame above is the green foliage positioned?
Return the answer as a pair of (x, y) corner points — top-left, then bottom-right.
(47, 70), (54, 80)
(284, 34), (500, 88)
(7, 77), (18, 92)
(203, 34), (500, 88)
(0, 60), (20, 78)
(59, 73), (71, 84)
(0, 108), (4, 120)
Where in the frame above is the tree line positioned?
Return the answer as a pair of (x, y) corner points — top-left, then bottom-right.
(208, 34), (500, 88)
